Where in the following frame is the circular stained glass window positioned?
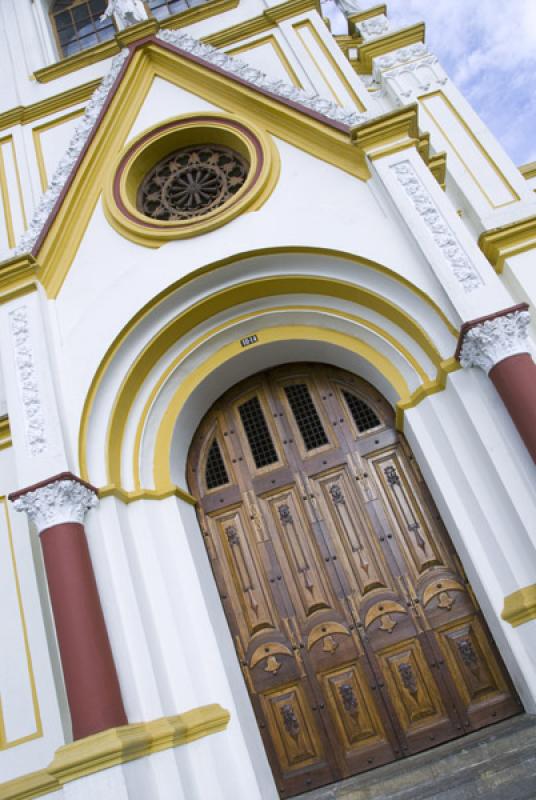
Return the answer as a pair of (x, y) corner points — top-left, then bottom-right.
(137, 144), (249, 221)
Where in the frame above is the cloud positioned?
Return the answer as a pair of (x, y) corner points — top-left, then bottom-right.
(322, 0), (536, 164)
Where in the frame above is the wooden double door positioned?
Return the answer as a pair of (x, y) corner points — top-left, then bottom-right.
(187, 364), (520, 797)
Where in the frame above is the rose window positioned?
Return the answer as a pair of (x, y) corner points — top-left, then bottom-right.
(138, 144), (249, 221)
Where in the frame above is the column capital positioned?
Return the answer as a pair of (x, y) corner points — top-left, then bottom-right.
(457, 304), (531, 374)
(9, 472), (98, 534)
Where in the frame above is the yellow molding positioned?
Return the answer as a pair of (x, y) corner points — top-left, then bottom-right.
(0, 705), (230, 800)
(519, 161), (536, 180)
(348, 5), (387, 27)
(99, 484), (196, 505)
(34, 41), (121, 84)
(478, 215), (536, 274)
(204, 0), (319, 48)
(115, 18), (160, 48)
(77, 245), (457, 483)
(131, 302), (432, 489)
(354, 23), (425, 74)
(162, 0), (240, 31)
(0, 416), (11, 450)
(0, 254), (38, 304)
(428, 152), (447, 189)
(502, 584), (536, 627)
(352, 105), (418, 157)
(0, 80), (100, 134)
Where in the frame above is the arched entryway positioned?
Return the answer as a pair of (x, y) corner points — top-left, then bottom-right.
(187, 363), (520, 798)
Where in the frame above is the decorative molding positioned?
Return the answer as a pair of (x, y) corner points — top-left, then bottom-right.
(354, 24), (425, 74)
(156, 29), (369, 128)
(502, 584), (536, 627)
(357, 14), (390, 41)
(373, 41), (430, 73)
(33, 40), (121, 84)
(10, 474), (98, 534)
(390, 160), (483, 291)
(0, 254), (38, 304)
(478, 215), (536, 274)
(0, 705), (230, 800)
(519, 161), (536, 180)
(8, 306), (47, 456)
(458, 307), (531, 373)
(14, 50), (129, 257)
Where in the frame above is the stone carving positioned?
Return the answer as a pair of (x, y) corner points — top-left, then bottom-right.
(398, 662), (418, 695)
(157, 29), (369, 129)
(329, 483), (345, 504)
(339, 683), (359, 715)
(459, 309), (531, 373)
(226, 525), (240, 546)
(391, 161), (483, 292)
(279, 504), (294, 525)
(12, 478), (98, 534)
(14, 49), (129, 255)
(101, 0), (147, 27)
(357, 14), (390, 41)
(9, 306), (46, 456)
(374, 43), (430, 72)
(458, 639), (478, 669)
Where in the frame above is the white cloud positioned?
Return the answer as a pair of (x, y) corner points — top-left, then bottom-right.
(322, 0), (536, 164)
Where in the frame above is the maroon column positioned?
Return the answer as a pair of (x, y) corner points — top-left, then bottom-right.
(489, 353), (536, 463)
(10, 473), (127, 740)
(457, 304), (536, 465)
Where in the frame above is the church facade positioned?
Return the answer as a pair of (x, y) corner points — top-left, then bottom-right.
(0, 1), (535, 798)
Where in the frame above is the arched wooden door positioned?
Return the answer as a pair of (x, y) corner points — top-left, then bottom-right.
(187, 364), (520, 797)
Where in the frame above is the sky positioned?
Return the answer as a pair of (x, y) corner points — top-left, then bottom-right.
(322, 0), (536, 167)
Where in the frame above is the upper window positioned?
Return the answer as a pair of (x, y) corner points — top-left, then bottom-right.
(50, 0), (115, 58)
(148, 0), (209, 20)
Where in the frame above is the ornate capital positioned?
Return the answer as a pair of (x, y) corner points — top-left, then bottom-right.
(459, 308), (531, 374)
(9, 473), (98, 534)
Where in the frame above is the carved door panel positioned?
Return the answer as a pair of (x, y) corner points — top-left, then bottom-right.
(187, 364), (520, 798)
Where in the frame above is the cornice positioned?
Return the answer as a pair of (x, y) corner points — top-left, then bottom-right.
(115, 18), (160, 47)
(478, 215), (536, 273)
(0, 80), (100, 134)
(519, 160), (536, 180)
(354, 23), (426, 74)
(99, 483), (197, 505)
(0, 415), (11, 451)
(34, 40), (121, 84)
(352, 104), (419, 158)
(502, 584), (536, 627)
(348, 4), (387, 27)
(0, 254), (39, 304)
(0, 705), (230, 800)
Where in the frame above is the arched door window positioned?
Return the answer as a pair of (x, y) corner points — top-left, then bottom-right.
(50, 0), (115, 58)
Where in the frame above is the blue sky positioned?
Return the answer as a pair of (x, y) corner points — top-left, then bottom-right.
(322, 0), (536, 167)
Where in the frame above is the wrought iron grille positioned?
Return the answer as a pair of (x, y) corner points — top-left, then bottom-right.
(205, 439), (229, 489)
(343, 391), (381, 433)
(137, 144), (249, 221)
(51, 0), (114, 58)
(284, 384), (329, 450)
(238, 397), (278, 469)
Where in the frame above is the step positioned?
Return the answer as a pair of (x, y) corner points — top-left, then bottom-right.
(294, 715), (536, 800)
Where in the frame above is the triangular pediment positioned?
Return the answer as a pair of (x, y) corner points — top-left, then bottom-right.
(17, 30), (388, 298)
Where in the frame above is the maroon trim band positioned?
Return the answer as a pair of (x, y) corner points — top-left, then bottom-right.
(454, 302), (529, 360)
(9, 471), (98, 503)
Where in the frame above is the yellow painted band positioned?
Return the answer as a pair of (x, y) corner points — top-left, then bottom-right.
(152, 324), (411, 489)
(0, 704), (229, 800)
(130, 303), (431, 489)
